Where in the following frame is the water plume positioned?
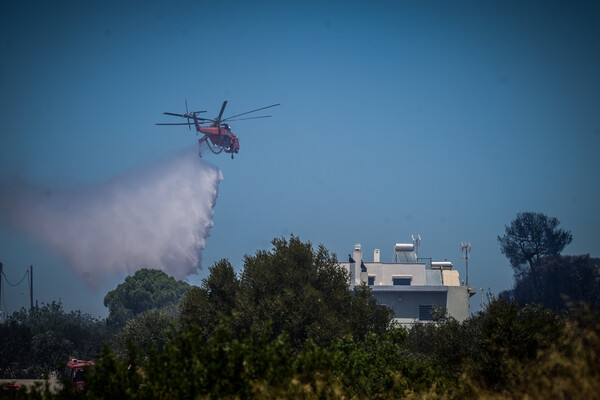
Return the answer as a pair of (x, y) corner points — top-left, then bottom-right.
(0, 148), (222, 286)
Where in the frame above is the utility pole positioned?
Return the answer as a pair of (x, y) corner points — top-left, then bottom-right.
(0, 262), (3, 322)
(461, 242), (472, 287)
(30, 265), (33, 312)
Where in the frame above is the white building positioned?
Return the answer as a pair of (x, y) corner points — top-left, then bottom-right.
(339, 242), (474, 324)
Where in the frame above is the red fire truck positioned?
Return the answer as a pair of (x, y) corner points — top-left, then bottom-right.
(64, 357), (94, 388)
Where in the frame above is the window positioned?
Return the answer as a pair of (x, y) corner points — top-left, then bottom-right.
(392, 277), (411, 286)
(73, 369), (85, 383)
(419, 305), (433, 321)
(368, 276), (375, 285)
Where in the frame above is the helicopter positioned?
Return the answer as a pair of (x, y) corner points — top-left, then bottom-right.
(156, 100), (279, 158)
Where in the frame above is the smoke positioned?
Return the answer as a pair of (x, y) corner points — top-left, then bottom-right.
(0, 148), (222, 286)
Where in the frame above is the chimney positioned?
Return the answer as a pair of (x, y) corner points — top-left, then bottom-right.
(374, 249), (380, 262)
(352, 244), (363, 286)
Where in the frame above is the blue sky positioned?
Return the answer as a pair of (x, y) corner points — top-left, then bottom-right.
(1, 0), (599, 318)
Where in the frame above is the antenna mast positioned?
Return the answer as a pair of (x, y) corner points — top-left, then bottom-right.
(481, 288), (484, 309)
(461, 242), (471, 287)
(412, 234), (421, 257)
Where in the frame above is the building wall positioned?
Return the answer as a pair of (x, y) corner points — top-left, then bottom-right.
(446, 286), (470, 321)
(342, 244), (471, 323)
(339, 263), (471, 323)
(371, 287), (448, 321)
(364, 263), (428, 285)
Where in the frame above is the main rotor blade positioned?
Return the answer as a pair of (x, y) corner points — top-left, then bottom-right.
(163, 112), (211, 120)
(216, 100), (228, 122)
(222, 103), (280, 122)
(224, 115), (272, 122)
(156, 122), (197, 125)
(185, 100), (190, 131)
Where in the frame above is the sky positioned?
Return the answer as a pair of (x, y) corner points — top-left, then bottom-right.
(0, 0), (599, 319)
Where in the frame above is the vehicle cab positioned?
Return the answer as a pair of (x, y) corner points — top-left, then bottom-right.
(64, 357), (94, 389)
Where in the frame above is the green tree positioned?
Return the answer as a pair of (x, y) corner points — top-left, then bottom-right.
(234, 235), (392, 349)
(460, 297), (560, 390)
(498, 212), (572, 278)
(181, 236), (392, 350)
(36, 324), (448, 400)
(406, 313), (474, 377)
(405, 297), (562, 392)
(504, 254), (600, 311)
(113, 305), (180, 358)
(0, 318), (34, 378)
(0, 301), (107, 378)
(180, 259), (239, 331)
(347, 283), (395, 340)
(330, 329), (455, 398)
(104, 268), (191, 330)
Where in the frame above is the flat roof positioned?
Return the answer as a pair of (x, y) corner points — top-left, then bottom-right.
(367, 286), (449, 292)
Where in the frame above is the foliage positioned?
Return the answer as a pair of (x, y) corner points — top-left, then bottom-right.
(406, 314), (474, 377)
(502, 254), (600, 311)
(466, 304), (600, 399)
(406, 297), (562, 392)
(103, 268), (191, 330)
(6, 234), (599, 398)
(141, 326), (298, 399)
(0, 318), (34, 378)
(0, 301), (108, 379)
(21, 324), (453, 399)
(233, 236), (356, 349)
(466, 298), (561, 389)
(62, 343), (144, 400)
(112, 305), (180, 359)
(497, 212), (572, 278)
(181, 236), (393, 350)
(179, 259), (239, 332)
(347, 283), (396, 340)
(9, 298), (600, 399)
(330, 329), (458, 398)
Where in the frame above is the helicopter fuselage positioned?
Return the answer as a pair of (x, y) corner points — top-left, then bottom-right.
(197, 125), (239, 154)
(191, 115), (239, 154)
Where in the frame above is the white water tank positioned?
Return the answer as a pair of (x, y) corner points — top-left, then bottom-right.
(394, 243), (414, 252)
(431, 261), (453, 270)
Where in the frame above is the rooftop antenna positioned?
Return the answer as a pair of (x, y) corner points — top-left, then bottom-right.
(480, 288), (484, 309)
(461, 241), (472, 287)
(411, 234), (421, 257)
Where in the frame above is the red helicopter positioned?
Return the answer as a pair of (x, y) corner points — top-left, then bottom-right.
(156, 100), (279, 158)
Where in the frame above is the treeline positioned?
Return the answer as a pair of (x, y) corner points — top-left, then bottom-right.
(82, 299), (599, 399)
(497, 212), (600, 310)
(0, 302), (109, 379)
(1, 213), (599, 398)
(501, 254), (600, 310)
(4, 299), (599, 398)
